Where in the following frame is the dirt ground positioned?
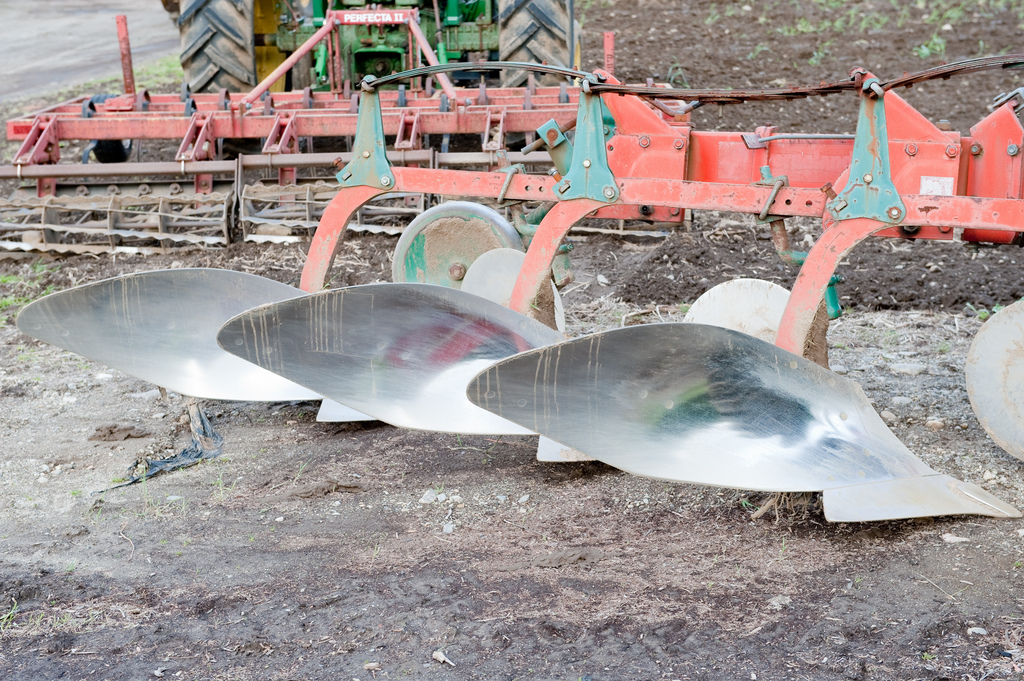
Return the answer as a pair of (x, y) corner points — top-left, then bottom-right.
(4, 1), (1024, 680)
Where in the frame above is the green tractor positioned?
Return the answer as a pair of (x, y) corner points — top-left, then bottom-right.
(167, 0), (579, 93)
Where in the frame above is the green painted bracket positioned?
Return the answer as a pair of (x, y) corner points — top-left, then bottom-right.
(827, 78), (905, 224)
(335, 84), (395, 190)
(535, 119), (572, 176)
(554, 92), (618, 203)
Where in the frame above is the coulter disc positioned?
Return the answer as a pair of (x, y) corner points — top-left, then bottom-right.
(467, 323), (1020, 522)
(218, 283), (562, 434)
(461, 247), (566, 333)
(684, 278), (790, 343)
(966, 299), (1024, 461)
(16, 269), (321, 402)
(391, 202), (523, 289)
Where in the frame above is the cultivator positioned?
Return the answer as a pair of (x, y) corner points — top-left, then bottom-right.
(13, 48), (1024, 522)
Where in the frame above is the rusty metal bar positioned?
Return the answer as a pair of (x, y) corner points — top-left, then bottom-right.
(404, 15), (458, 102)
(240, 14), (342, 108)
(116, 15), (136, 96)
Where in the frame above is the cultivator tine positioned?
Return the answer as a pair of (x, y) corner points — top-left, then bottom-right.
(468, 323), (1020, 521)
(217, 283), (563, 434)
(966, 299), (1024, 462)
(16, 269), (322, 402)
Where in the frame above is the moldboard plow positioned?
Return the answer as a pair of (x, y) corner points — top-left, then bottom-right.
(15, 55), (1024, 522)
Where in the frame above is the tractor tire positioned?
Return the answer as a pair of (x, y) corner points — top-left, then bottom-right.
(498, 0), (579, 87)
(178, 0), (257, 94)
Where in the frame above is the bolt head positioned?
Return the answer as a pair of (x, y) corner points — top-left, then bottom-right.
(638, 136), (650, 148)
(887, 206), (902, 219)
(905, 143), (918, 156)
(862, 173), (873, 184)
(970, 143), (982, 155)
(673, 139), (684, 149)
(1009, 143), (1021, 156)
(448, 263), (467, 281)
(380, 176), (391, 186)
(582, 159), (592, 168)
(603, 186), (616, 199)
(945, 145), (959, 158)
(362, 151), (370, 158)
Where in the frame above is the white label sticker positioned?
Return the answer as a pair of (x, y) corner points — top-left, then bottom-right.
(920, 176), (954, 196)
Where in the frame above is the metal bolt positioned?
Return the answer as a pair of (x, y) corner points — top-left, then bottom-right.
(945, 145), (958, 158)
(673, 139), (684, 150)
(905, 143), (918, 156)
(582, 159), (591, 168)
(639, 136), (650, 148)
(887, 206), (902, 220)
(362, 151), (370, 158)
(1009, 143), (1021, 156)
(448, 263), (467, 281)
(380, 176), (391, 186)
(862, 173), (873, 184)
(341, 170), (352, 181)
(603, 186), (616, 199)
(970, 143), (983, 155)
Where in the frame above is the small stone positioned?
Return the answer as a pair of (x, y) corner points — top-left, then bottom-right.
(496, 495), (508, 502)
(518, 494), (530, 504)
(449, 495), (463, 503)
(363, 663), (382, 672)
(442, 523), (455, 534)
(286, 420), (297, 425)
(275, 516), (284, 523)
(436, 493), (447, 502)
(967, 627), (988, 636)
(37, 475), (48, 483)
(983, 470), (997, 481)
(889, 363), (926, 376)
(880, 410), (897, 423)
(1016, 528), (1024, 537)
(131, 389), (162, 401)
(767, 595), (791, 610)
(419, 489), (437, 504)
(941, 533), (969, 543)
(925, 418), (944, 431)
(166, 495), (183, 502)
(892, 396), (912, 406)
(152, 412), (166, 420)
(831, 365), (848, 375)
(170, 260), (184, 268)
(431, 650), (455, 666)
(596, 274), (610, 286)
(95, 373), (113, 380)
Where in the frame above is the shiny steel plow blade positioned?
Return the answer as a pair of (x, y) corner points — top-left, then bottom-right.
(468, 323), (1020, 522)
(218, 283), (563, 434)
(966, 298), (1024, 462)
(16, 269), (321, 402)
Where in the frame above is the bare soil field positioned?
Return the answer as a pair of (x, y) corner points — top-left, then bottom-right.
(3, 2), (1024, 680)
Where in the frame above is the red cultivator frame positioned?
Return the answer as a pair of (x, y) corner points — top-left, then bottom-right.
(303, 57), (1024, 363)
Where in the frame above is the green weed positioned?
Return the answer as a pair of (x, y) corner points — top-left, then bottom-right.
(913, 33), (947, 59)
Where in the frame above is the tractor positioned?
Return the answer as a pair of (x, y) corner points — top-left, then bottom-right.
(164, 0), (579, 93)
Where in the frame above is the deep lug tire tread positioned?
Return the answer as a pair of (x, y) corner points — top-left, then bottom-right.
(178, 0), (256, 93)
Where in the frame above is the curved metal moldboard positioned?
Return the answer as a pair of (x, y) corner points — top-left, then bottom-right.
(966, 298), (1024, 462)
(218, 283), (563, 434)
(16, 268), (322, 402)
(467, 323), (1019, 521)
